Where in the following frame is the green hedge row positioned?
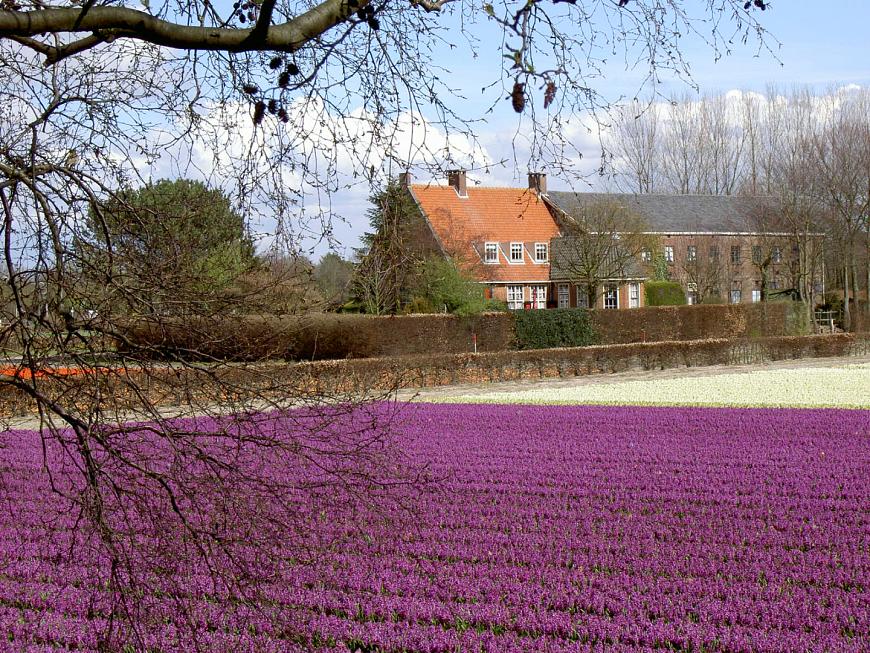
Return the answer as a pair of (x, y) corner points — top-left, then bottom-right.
(512, 308), (598, 350)
(645, 281), (687, 306)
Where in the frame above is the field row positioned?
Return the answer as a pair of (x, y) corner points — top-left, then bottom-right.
(0, 403), (867, 651)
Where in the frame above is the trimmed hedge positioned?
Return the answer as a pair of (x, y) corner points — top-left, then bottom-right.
(513, 308), (597, 350)
(118, 312), (516, 361)
(5, 334), (867, 418)
(589, 302), (808, 345)
(118, 302), (811, 362)
(645, 281), (687, 306)
(253, 332), (870, 393)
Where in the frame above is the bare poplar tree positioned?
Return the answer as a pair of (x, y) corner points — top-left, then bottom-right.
(760, 87), (826, 327)
(704, 93), (746, 195)
(813, 88), (870, 330)
(610, 100), (660, 193)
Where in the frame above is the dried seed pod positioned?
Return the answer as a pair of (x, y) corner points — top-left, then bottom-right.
(511, 81), (526, 113)
(242, 83), (259, 95)
(278, 71), (290, 88)
(267, 99), (278, 114)
(367, 17), (380, 30)
(269, 56), (283, 70)
(543, 81), (557, 109)
(278, 109), (289, 123)
(253, 101), (266, 125)
(286, 63), (300, 76)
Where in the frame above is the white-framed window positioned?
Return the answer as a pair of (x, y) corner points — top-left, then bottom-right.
(629, 282), (640, 308)
(576, 286), (589, 308)
(687, 282), (698, 305)
(604, 284), (619, 310)
(530, 285), (547, 309)
(751, 289), (761, 303)
(507, 285), (524, 310)
(664, 246), (674, 263)
(687, 245), (697, 262)
(484, 242), (498, 264)
(731, 245), (741, 264)
(557, 283), (570, 308)
(730, 289), (742, 304)
(509, 242), (524, 263)
(772, 246), (782, 264)
(640, 249), (652, 263)
(534, 242), (549, 263)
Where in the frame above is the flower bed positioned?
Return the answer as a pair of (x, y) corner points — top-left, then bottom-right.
(2, 403), (868, 651)
(441, 363), (870, 409)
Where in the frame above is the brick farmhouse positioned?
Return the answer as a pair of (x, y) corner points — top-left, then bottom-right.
(401, 170), (823, 310)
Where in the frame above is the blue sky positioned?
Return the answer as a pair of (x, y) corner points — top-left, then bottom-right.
(313, 1), (870, 258)
(680, 1), (870, 90)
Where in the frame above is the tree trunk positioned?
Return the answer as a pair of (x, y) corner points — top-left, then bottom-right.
(843, 262), (851, 331)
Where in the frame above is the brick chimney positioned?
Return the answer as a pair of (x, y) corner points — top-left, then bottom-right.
(528, 172), (547, 195)
(398, 171), (412, 188)
(447, 169), (468, 197)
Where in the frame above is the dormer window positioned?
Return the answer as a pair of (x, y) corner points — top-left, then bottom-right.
(509, 242), (524, 263)
(534, 243), (548, 263)
(484, 242), (498, 264)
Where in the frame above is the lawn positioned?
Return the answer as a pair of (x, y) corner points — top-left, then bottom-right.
(1, 399), (868, 651)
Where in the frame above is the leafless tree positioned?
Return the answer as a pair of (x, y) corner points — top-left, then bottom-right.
(813, 88), (870, 330)
(551, 200), (657, 307)
(610, 100), (659, 193)
(617, 91), (747, 194)
(681, 253), (726, 304)
(609, 86), (865, 328)
(757, 87), (826, 327)
(0, 0), (777, 647)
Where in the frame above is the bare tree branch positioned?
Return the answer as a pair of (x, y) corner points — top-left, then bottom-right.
(0, 0), (373, 58)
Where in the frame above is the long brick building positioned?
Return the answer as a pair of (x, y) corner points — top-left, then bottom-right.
(398, 171), (823, 309)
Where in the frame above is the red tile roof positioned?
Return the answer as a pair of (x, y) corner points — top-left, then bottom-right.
(409, 184), (560, 283)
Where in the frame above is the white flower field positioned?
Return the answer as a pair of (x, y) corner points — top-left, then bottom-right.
(439, 362), (870, 409)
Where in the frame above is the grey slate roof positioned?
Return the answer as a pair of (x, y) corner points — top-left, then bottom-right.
(546, 192), (780, 233)
(549, 236), (648, 281)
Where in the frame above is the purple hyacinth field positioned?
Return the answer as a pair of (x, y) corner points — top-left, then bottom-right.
(1, 403), (868, 652)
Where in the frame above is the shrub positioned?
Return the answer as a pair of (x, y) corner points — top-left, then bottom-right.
(413, 258), (493, 317)
(645, 281), (687, 306)
(513, 308), (597, 350)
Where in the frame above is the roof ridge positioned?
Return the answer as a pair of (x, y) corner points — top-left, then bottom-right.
(548, 190), (780, 200)
(410, 183), (539, 192)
